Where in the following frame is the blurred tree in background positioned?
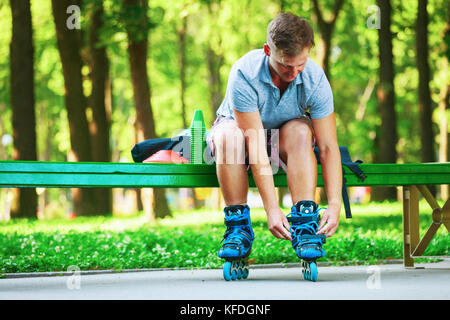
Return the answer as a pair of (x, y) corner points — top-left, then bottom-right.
(0, 0), (448, 219)
(9, 0), (37, 218)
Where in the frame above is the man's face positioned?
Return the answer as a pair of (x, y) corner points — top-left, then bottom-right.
(264, 44), (309, 83)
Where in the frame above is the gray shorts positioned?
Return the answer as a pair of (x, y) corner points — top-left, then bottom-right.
(206, 114), (316, 174)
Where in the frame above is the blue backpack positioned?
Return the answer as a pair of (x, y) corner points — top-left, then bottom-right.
(313, 146), (366, 218)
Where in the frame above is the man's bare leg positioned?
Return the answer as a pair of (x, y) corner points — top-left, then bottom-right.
(278, 119), (317, 204)
(213, 120), (248, 205)
(213, 120), (254, 281)
(278, 118), (325, 282)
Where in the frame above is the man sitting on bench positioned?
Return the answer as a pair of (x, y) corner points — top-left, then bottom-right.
(206, 12), (342, 280)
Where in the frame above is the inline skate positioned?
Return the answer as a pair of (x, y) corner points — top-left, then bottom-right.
(287, 200), (326, 282)
(217, 204), (254, 281)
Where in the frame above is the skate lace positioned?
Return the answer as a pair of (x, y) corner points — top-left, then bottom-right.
(287, 207), (327, 242)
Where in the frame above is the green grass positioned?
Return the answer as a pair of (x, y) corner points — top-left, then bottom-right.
(0, 201), (448, 274)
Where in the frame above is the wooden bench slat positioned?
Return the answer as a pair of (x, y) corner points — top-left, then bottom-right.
(0, 161), (216, 175)
(0, 173), (220, 188)
(0, 161), (449, 188)
(1, 161), (449, 174)
(357, 163), (450, 174)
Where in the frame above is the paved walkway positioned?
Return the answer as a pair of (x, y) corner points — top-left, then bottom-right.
(0, 259), (449, 300)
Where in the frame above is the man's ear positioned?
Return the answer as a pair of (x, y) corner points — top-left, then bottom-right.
(263, 43), (271, 57)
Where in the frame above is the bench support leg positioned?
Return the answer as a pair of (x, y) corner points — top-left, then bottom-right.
(402, 186), (419, 268)
(402, 185), (450, 268)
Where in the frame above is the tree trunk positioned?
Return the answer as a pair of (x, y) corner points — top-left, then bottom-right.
(88, 0), (112, 215)
(9, 0), (37, 219)
(206, 45), (224, 124)
(310, 0), (344, 202)
(177, 14), (188, 129)
(372, 0), (398, 201)
(206, 2), (224, 126)
(439, 80), (449, 199)
(416, 0), (436, 197)
(416, 0), (435, 163)
(439, 15), (449, 200)
(125, 0), (171, 220)
(0, 104), (8, 161)
(52, 0), (97, 215)
(39, 102), (52, 218)
(311, 0), (345, 81)
(177, 14), (201, 209)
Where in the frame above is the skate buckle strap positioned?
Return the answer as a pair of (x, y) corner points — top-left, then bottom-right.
(287, 215), (319, 224)
(292, 234), (326, 248)
(223, 233), (252, 246)
(223, 228), (253, 242)
(221, 229), (253, 257)
(224, 218), (249, 227)
(300, 234), (326, 242)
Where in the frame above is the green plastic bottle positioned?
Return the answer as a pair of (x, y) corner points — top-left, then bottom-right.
(190, 109), (206, 164)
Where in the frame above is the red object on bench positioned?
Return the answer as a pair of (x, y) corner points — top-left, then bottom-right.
(143, 150), (189, 164)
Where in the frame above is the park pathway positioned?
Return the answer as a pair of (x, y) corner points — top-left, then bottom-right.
(0, 259), (449, 300)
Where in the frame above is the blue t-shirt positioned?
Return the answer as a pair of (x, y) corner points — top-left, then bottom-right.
(216, 49), (334, 129)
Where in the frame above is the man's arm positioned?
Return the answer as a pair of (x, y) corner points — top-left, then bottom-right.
(312, 112), (342, 237)
(234, 109), (291, 240)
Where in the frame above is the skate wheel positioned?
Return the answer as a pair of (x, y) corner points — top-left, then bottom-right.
(309, 262), (318, 282)
(237, 268), (243, 279)
(242, 267), (249, 279)
(223, 261), (232, 281)
(231, 261), (239, 280)
(301, 261), (308, 280)
(222, 258), (250, 281)
(301, 261), (318, 282)
(303, 269), (311, 281)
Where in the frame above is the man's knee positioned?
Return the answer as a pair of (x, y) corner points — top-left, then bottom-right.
(213, 121), (246, 164)
(279, 120), (314, 152)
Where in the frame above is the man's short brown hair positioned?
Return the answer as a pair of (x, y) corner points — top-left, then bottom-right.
(267, 12), (315, 57)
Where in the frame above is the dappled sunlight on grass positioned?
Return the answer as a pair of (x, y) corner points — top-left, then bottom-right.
(0, 200), (448, 273)
(0, 215), (151, 235)
(156, 207), (269, 228)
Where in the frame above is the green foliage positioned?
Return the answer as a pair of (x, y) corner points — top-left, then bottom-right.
(0, 203), (448, 273)
(0, 0), (448, 213)
(0, 4), (12, 158)
(0, 0), (447, 162)
(100, 0), (164, 45)
(31, 0), (70, 161)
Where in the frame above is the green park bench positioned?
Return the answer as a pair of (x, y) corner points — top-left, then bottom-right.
(0, 110), (449, 268)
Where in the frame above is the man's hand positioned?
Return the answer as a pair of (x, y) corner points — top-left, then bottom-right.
(317, 205), (340, 237)
(266, 207), (292, 241)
